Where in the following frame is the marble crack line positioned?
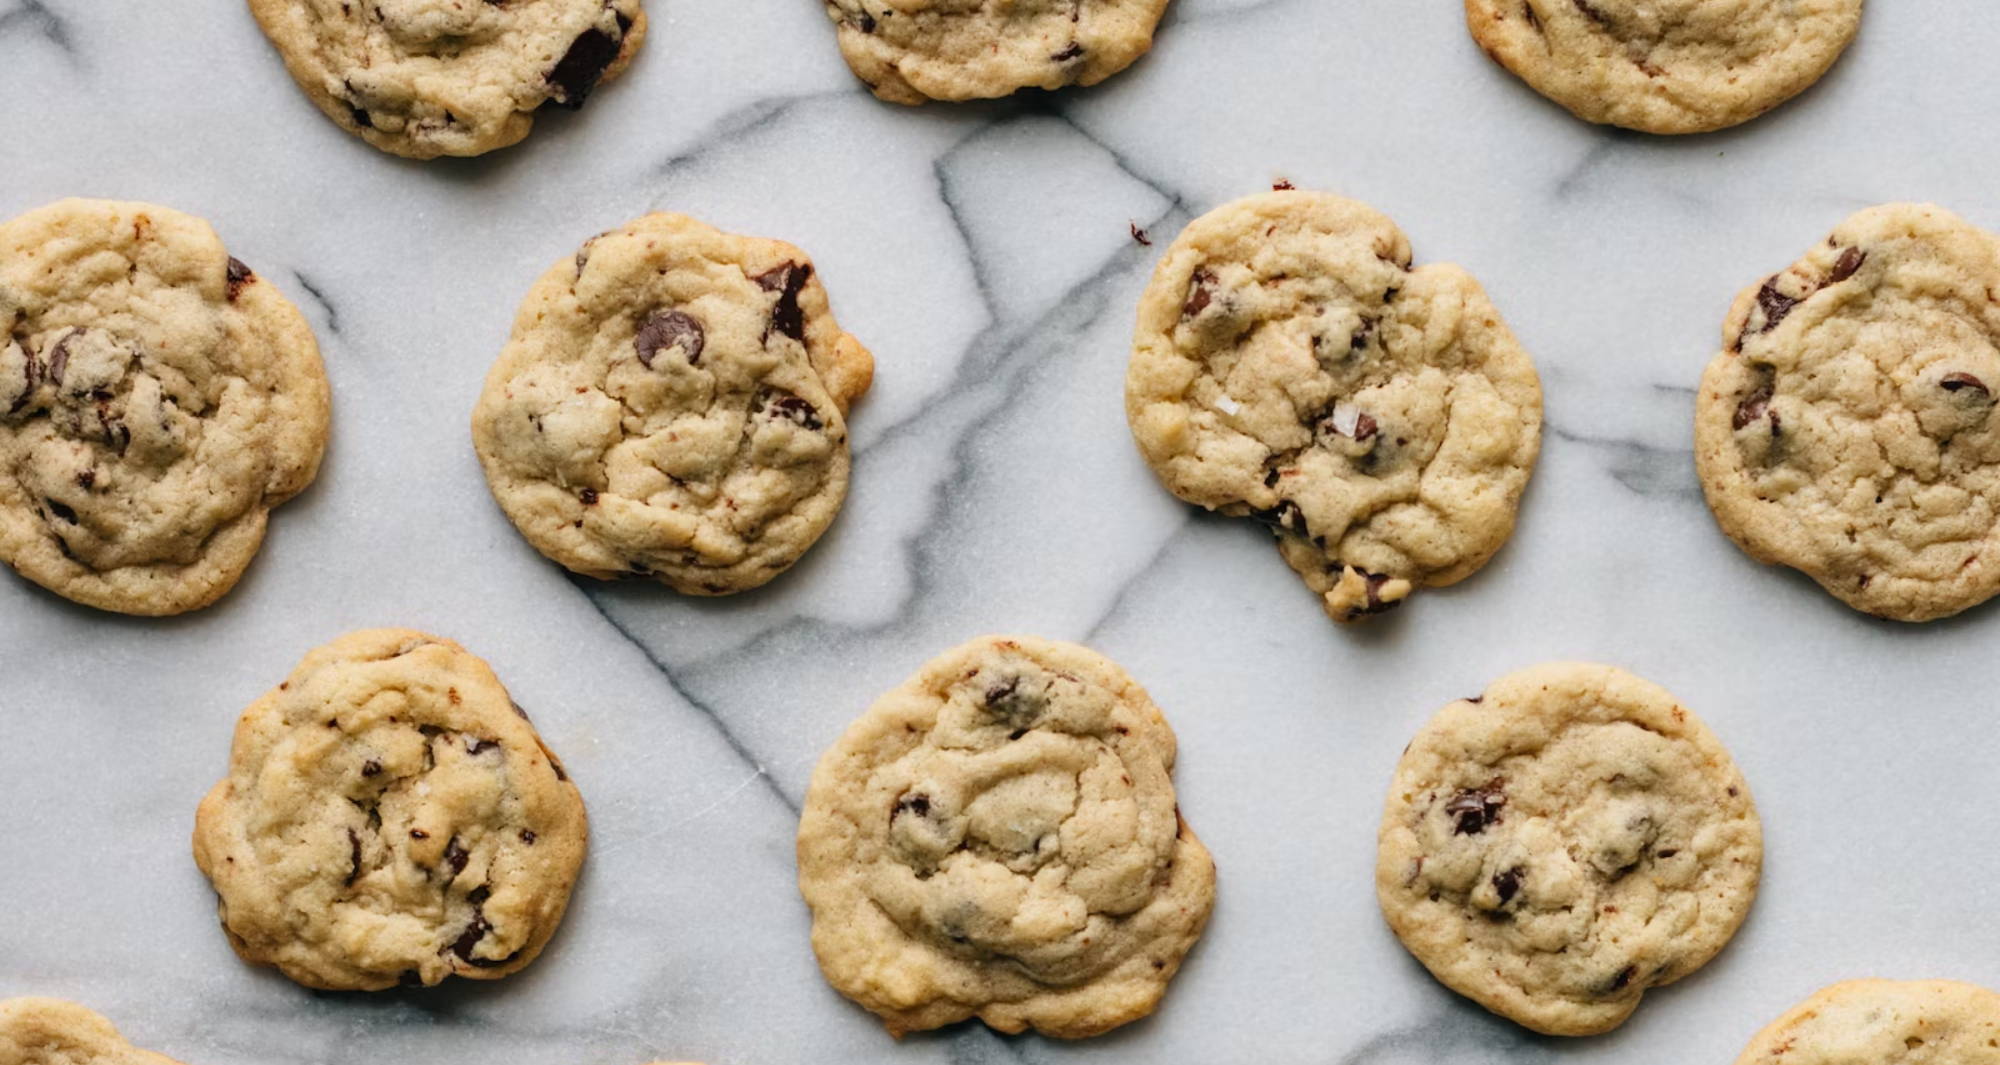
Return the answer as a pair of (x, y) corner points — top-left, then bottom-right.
(1083, 511), (1195, 643)
(1548, 421), (1699, 500)
(291, 270), (342, 336)
(565, 573), (799, 814)
(0, 0), (74, 57)
(646, 90), (853, 182)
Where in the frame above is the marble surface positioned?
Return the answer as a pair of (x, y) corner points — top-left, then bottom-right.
(3, 1), (1998, 1063)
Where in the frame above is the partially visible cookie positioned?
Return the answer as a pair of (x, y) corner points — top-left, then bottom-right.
(1126, 189), (1542, 623)
(1466, 0), (1862, 134)
(1377, 663), (1761, 1036)
(821, 0), (1169, 104)
(1697, 204), (2000, 622)
(193, 628), (588, 991)
(0, 999), (184, 1065)
(248, 0), (647, 159)
(473, 213), (873, 596)
(797, 635), (1215, 1038)
(1734, 980), (2000, 1064)
(0, 199), (329, 616)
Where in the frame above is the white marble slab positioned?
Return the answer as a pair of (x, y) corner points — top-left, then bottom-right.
(3, 1), (1997, 1063)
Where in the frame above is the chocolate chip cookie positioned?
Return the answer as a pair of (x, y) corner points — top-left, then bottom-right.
(821, 0), (1169, 104)
(1467, 0), (1863, 134)
(1733, 980), (2000, 1064)
(472, 213), (873, 595)
(1696, 204), (2000, 622)
(0, 199), (329, 616)
(1376, 663), (1761, 1035)
(1126, 189), (1542, 624)
(193, 629), (588, 991)
(0, 999), (185, 1065)
(248, 0), (647, 159)
(796, 635), (1215, 1038)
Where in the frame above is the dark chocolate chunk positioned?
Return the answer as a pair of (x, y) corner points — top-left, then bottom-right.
(634, 309), (705, 368)
(546, 25), (622, 108)
(444, 836), (470, 877)
(754, 262), (813, 343)
(1050, 41), (1084, 62)
(45, 499), (78, 525)
(1444, 782), (1506, 835)
(361, 759), (382, 777)
(892, 793), (931, 820)
(1183, 266), (1216, 317)
(345, 828), (363, 887)
(1732, 384), (1774, 431)
(760, 391), (823, 431)
(1754, 279), (1801, 333)
(1942, 372), (1990, 396)
(226, 257), (254, 300)
(466, 737), (499, 755)
(1829, 246), (1866, 283)
(1252, 499), (1309, 537)
(579, 487), (599, 506)
(1492, 866), (1523, 905)
(45, 332), (72, 387)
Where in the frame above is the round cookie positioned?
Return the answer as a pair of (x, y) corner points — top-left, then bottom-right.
(1466, 0), (1862, 135)
(796, 635), (1216, 1038)
(1696, 204), (2000, 622)
(1126, 189), (1542, 624)
(1376, 662), (1761, 1036)
(1733, 980), (2000, 1064)
(248, 0), (648, 159)
(821, 0), (1169, 105)
(193, 628), (588, 991)
(0, 999), (185, 1065)
(472, 213), (873, 596)
(0, 199), (329, 616)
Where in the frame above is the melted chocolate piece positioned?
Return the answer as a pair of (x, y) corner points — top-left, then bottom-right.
(755, 262), (813, 343)
(1732, 384), (1774, 431)
(226, 257), (254, 300)
(1444, 782), (1506, 835)
(1754, 280), (1801, 333)
(1183, 266), (1216, 317)
(634, 309), (705, 368)
(546, 21), (624, 108)
(1828, 246), (1866, 283)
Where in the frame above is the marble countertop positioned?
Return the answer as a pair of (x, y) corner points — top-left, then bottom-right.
(4, 1), (1998, 1063)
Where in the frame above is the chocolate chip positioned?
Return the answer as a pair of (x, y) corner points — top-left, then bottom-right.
(45, 499), (77, 525)
(855, 10), (876, 31)
(226, 257), (254, 300)
(1273, 179), (1296, 191)
(1252, 499), (1308, 537)
(1129, 222), (1151, 246)
(634, 309), (705, 368)
(349, 105), (374, 129)
(1445, 782), (1506, 835)
(1755, 279), (1800, 333)
(345, 828), (363, 887)
(1050, 41), (1084, 61)
(755, 262), (813, 343)
(1606, 965), (1636, 994)
(892, 793), (931, 820)
(1340, 568), (1404, 622)
(410, 828), (430, 840)
(466, 737), (499, 755)
(1829, 246), (1866, 283)
(579, 487), (599, 506)
(519, 829), (537, 845)
(1350, 317), (1376, 352)
(984, 677), (1019, 707)
(1942, 372), (1990, 396)
(1263, 468), (1281, 488)
(1492, 866), (1523, 905)
(444, 836), (470, 876)
(546, 24), (622, 108)
(1732, 384), (1774, 431)
(75, 470), (94, 489)
(361, 759), (382, 777)
(1183, 266), (1216, 318)
(7, 347), (38, 414)
(760, 391), (823, 431)
(448, 910), (492, 961)
(44, 332), (72, 387)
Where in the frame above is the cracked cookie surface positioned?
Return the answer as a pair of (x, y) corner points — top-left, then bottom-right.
(0, 999), (184, 1065)
(1733, 980), (2000, 1064)
(1697, 204), (2000, 622)
(472, 213), (873, 595)
(821, 0), (1169, 104)
(796, 635), (1215, 1038)
(1466, 0), (1862, 134)
(1376, 662), (1761, 1036)
(248, 0), (647, 159)
(1126, 189), (1542, 624)
(0, 199), (329, 616)
(193, 628), (587, 991)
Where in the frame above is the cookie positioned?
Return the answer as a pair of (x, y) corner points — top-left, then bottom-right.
(248, 0), (647, 159)
(1376, 662), (1761, 1036)
(1466, 0), (1862, 134)
(1125, 189), (1542, 624)
(0, 999), (184, 1065)
(472, 213), (873, 596)
(1733, 980), (2000, 1064)
(796, 635), (1215, 1038)
(0, 199), (329, 616)
(821, 0), (1168, 105)
(192, 628), (588, 991)
(1696, 204), (2000, 622)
